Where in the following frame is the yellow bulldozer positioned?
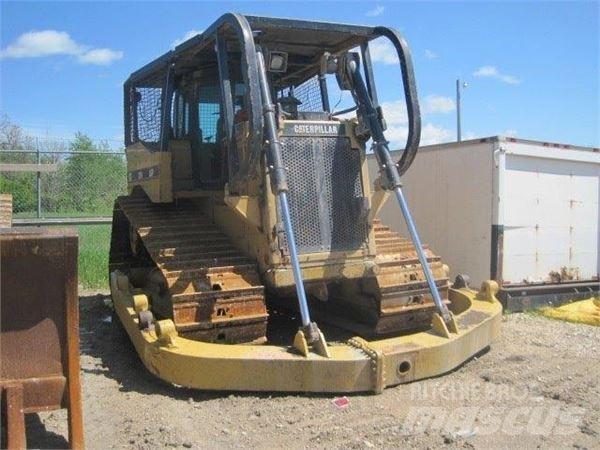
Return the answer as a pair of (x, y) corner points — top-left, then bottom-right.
(109, 13), (502, 393)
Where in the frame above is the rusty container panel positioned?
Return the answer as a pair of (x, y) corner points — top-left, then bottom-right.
(0, 227), (84, 449)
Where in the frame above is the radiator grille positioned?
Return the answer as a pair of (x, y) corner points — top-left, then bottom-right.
(280, 136), (368, 253)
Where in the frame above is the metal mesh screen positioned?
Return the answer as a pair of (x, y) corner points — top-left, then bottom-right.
(198, 86), (221, 143)
(127, 70), (167, 149)
(279, 76), (323, 112)
(134, 86), (163, 145)
(171, 92), (190, 140)
(283, 139), (321, 249)
(280, 136), (368, 253)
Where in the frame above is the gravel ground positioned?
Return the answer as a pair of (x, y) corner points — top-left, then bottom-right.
(25, 294), (599, 449)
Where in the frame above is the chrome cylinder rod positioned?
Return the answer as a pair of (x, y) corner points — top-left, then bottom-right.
(394, 186), (450, 321)
(278, 192), (311, 327)
(255, 47), (312, 328)
(341, 50), (449, 322)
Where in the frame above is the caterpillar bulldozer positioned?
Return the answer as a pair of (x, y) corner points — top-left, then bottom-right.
(109, 13), (502, 393)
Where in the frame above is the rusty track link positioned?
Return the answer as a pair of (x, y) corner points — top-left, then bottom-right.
(362, 219), (449, 334)
(304, 219), (450, 336)
(109, 195), (268, 344)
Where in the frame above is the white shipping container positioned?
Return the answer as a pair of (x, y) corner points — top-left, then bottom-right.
(368, 136), (600, 310)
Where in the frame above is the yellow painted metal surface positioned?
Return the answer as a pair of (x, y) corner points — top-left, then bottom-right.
(111, 272), (502, 393)
(126, 143), (173, 203)
(223, 188), (262, 229)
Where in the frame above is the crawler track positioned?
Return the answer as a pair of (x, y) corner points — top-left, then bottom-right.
(303, 219), (450, 336)
(109, 194), (268, 344)
(368, 219), (449, 334)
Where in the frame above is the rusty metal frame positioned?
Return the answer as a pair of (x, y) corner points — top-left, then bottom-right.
(0, 229), (84, 449)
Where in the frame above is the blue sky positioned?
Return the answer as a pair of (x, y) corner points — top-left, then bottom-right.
(1, 1), (598, 148)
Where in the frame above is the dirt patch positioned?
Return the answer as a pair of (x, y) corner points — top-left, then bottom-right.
(25, 295), (600, 449)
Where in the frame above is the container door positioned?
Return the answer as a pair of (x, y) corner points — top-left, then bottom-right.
(502, 153), (598, 284)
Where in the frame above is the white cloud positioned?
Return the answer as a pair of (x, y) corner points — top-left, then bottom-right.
(379, 100), (408, 148)
(385, 125), (409, 148)
(0, 30), (82, 58)
(381, 100), (408, 125)
(421, 123), (453, 145)
(380, 99), (453, 148)
(0, 30), (123, 66)
(369, 39), (398, 65)
(424, 49), (438, 59)
(501, 74), (520, 85)
(382, 96), (455, 122)
(474, 65), (497, 77)
(77, 48), (123, 66)
(172, 30), (203, 48)
(473, 65), (521, 85)
(366, 5), (385, 17)
(422, 95), (455, 114)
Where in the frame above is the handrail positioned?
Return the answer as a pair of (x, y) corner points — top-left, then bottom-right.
(213, 14), (264, 183)
(124, 13), (264, 182)
(372, 27), (421, 177)
(341, 51), (451, 323)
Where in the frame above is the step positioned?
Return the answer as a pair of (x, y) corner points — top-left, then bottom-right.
(143, 235), (231, 248)
(154, 248), (243, 263)
(134, 218), (214, 229)
(374, 230), (402, 239)
(159, 256), (251, 272)
(139, 228), (224, 239)
(151, 243), (237, 258)
(376, 256), (439, 268)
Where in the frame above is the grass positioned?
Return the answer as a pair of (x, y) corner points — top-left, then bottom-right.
(14, 210), (114, 219)
(76, 224), (111, 291)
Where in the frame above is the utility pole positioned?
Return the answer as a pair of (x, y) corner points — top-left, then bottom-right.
(456, 78), (467, 142)
(36, 138), (41, 218)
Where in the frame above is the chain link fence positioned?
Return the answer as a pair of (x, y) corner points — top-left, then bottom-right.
(0, 136), (126, 221)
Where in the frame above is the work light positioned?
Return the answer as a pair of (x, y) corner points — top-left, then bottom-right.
(268, 51), (288, 72)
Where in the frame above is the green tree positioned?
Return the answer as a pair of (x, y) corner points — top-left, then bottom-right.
(0, 115), (36, 215)
(61, 133), (126, 215)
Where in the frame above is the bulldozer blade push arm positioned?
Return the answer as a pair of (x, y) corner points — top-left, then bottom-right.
(111, 270), (502, 393)
(255, 46), (328, 353)
(340, 53), (452, 323)
(393, 185), (452, 323)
